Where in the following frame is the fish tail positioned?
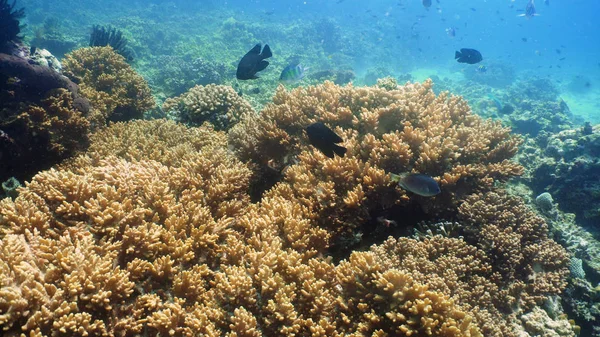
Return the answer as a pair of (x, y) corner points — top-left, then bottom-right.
(454, 50), (461, 59)
(332, 144), (347, 157)
(389, 173), (403, 183)
(261, 44), (272, 59)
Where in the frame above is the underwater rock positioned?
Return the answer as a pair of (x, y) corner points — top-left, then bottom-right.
(29, 47), (62, 72)
(520, 307), (576, 337)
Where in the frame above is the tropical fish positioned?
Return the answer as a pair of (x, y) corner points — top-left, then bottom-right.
(390, 173), (440, 197)
(518, 0), (539, 19)
(455, 48), (483, 64)
(445, 27), (456, 38)
(236, 44), (272, 80)
(279, 63), (308, 84)
(305, 122), (347, 158)
(422, 0), (432, 8)
(476, 65), (487, 73)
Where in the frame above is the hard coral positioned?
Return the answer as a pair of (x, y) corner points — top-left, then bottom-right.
(163, 84), (254, 131)
(62, 46), (155, 126)
(458, 191), (570, 312)
(0, 88), (90, 183)
(0, 119), (484, 336)
(230, 80), (523, 244)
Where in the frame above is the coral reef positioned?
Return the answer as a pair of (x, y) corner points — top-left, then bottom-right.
(162, 84), (254, 130)
(62, 46), (155, 126)
(148, 55), (226, 97)
(31, 17), (78, 58)
(308, 69), (356, 85)
(517, 124), (600, 228)
(229, 80), (523, 245)
(462, 61), (516, 88)
(0, 88), (90, 183)
(0, 82), (570, 336)
(0, 119), (482, 336)
(371, 190), (570, 337)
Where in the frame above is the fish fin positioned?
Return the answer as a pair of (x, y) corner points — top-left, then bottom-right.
(321, 147), (335, 158)
(332, 144), (347, 157)
(261, 44), (272, 59)
(454, 51), (461, 59)
(256, 60), (269, 72)
(389, 173), (403, 183)
(249, 44), (262, 54)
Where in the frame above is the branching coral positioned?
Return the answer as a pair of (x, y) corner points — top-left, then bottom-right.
(458, 191), (570, 312)
(229, 80), (523, 243)
(62, 46), (155, 126)
(0, 80), (570, 336)
(0, 119), (483, 336)
(163, 84), (254, 131)
(0, 88), (90, 183)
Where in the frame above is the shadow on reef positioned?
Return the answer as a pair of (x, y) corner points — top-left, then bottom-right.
(328, 200), (441, 263)
(0, 50), (90, 184)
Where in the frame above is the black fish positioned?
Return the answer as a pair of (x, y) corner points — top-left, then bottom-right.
(305, 122), (347, 158)
(422, 0), (431, 8)
(236, 44), (272, 80)
(455, 48), (483, 64)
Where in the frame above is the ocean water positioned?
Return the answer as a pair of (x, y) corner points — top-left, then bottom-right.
(3, 0), (600, 335)
(18, 0), (600, 123)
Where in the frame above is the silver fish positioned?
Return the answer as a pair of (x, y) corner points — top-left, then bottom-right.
(390, 173), (440, 197)
(518, 0), (539, 19)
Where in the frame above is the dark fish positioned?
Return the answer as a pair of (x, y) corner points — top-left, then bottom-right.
(236, 44), (272, 80)
(470, 7), (476, 11)
(422, 0), (432, 8)
(455, 48), (483, 64)
(544, 0), (549, 5)
(519, 0), (539, 19)
(522, 37), (528, 42)
(555, 49), (561, 54)
(305, 122), (347, 158)
(390, 173), (440, 197)
(559, 57), (566, 61)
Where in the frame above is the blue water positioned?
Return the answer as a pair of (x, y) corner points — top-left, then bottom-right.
(18, 0), (599, 122)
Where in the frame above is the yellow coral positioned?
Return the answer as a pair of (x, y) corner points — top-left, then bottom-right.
(230, 80), (523, 243)
(163, 84), (254, 130)
(62, 46), (155, 127)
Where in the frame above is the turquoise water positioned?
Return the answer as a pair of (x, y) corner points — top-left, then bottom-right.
(19, 0), (600, 121)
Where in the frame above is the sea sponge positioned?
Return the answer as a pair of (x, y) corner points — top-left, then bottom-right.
(62, 46), (155, 126)
(162, 84), (254, 131)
